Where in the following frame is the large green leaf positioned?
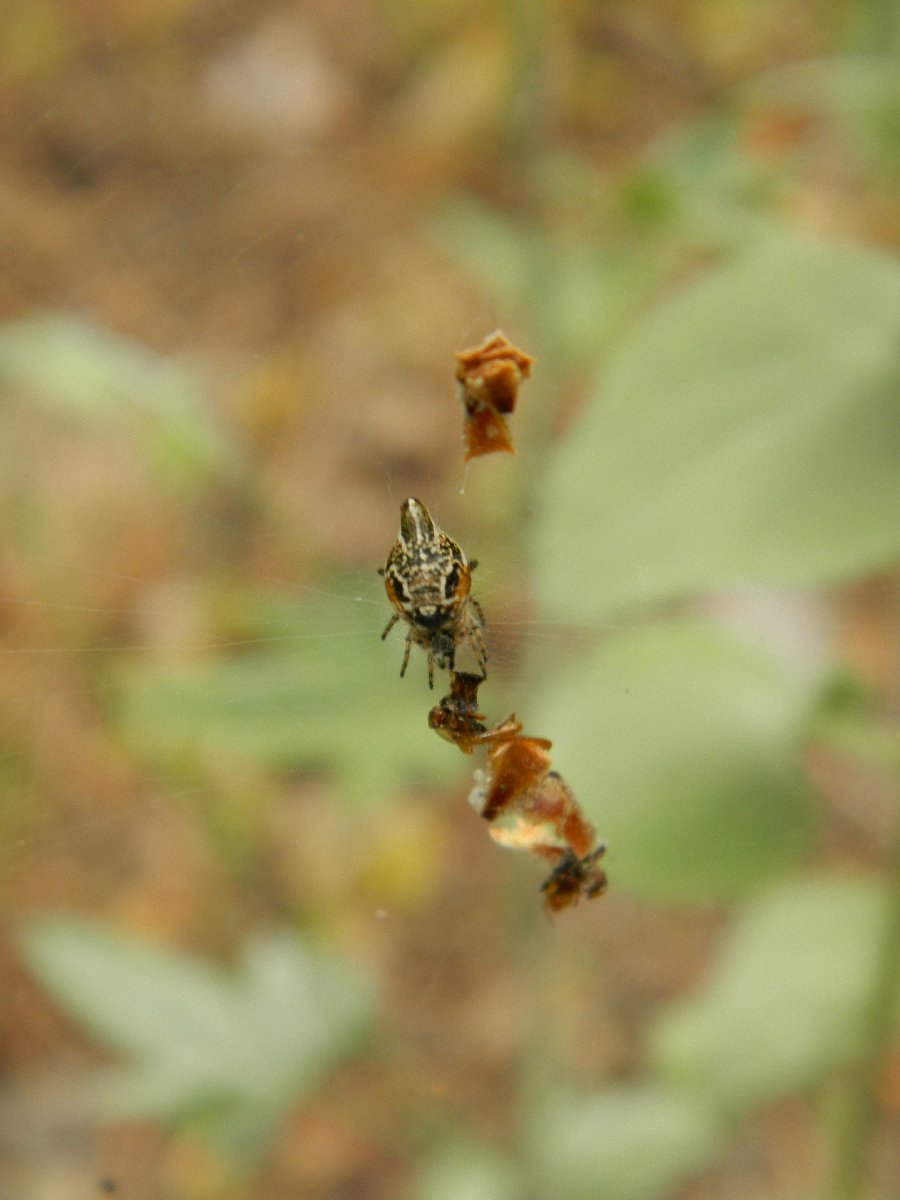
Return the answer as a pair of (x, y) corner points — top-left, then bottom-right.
(650, 877), (894, 1113)
(534, 233), (900, 622)
(530, 621), (817, 902)
(116, 584), (464, 803)
(529, 1084), (723, 1200)
(19, 918), (374, 1152)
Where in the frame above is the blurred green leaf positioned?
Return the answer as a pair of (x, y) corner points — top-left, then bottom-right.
(418, 1143), (522, 1200)
(0, 312), (235, 484)
(117, 585), (464, 803)
(650, 877), (895, 1113)
(531, 621), (817, 902)
(529, 1084), (722, 1200)
(435, 198), (534, 314)
(748, 56), (900, 178)
(19, 917), (374, 1153)
(811, 666), (900, 774)
(534, 232), (900, 623)
(434, 198), (644, 372)
(636, 113), (777, 250)
(814, 713), (900, 776)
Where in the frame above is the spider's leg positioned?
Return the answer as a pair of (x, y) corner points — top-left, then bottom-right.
(471, 626), (487, 673)
(400, 633), (412, 678)
(468, 599), (488, 672)
(427, 649), (434, 690)
(381, 613), (399, 641)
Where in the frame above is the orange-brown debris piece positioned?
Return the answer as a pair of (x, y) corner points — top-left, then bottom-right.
(455, 331), (535, 461)
(427, 672), (522, 754)
(430, 672), (607, 914)
(475, 742), (607, 915)
(427, 671), (489, 753)
(476, 732), (553, 822)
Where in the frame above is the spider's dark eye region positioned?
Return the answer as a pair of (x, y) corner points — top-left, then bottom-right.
(414, 605), (449, 630)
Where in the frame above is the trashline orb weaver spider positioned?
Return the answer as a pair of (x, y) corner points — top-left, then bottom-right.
(379, 498), (487, 689)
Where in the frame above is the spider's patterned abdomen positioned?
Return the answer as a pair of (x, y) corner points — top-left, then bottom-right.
(384, 500), (470, 628)
(380, 498), (486, 688)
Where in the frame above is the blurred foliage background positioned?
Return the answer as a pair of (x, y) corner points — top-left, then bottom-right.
(0, 1), (898, 1198)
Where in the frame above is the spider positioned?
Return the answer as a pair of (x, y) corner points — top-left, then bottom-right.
(379, 498), (487, 689)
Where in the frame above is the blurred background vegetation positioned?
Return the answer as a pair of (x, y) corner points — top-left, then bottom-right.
(0, 1), (898, 1198)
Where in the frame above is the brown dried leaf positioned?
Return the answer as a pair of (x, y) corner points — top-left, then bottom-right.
(455, 330), (535, 461)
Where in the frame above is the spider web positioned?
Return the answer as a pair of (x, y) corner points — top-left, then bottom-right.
(3, 10), (898, 1200)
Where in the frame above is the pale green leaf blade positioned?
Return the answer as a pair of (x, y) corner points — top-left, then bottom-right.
(18, 919), (376, 1152)
(531, 622), (817, 902)
(418, 1144), (522, 1200)
(237, 932), (375, 1103)
(0, 313), (234, 483)
(116, 584), (464, 803)
(529, 1084), (722, 1200)
(650, 877), (894, 1112)
(535, 233), (900, 622)
(19, 917), (243, 1064)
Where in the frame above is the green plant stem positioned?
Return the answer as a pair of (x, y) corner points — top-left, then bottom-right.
(829, 808), (900, 1200)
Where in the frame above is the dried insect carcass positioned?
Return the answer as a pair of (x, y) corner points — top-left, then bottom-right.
(428, 671), (525, 755)
(540, 845), (608, 914)
(471, 741), (608, 915)
(431, 672), (608, 914)
(380, 499), (487, 689)
(427, 671), (490, 752)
